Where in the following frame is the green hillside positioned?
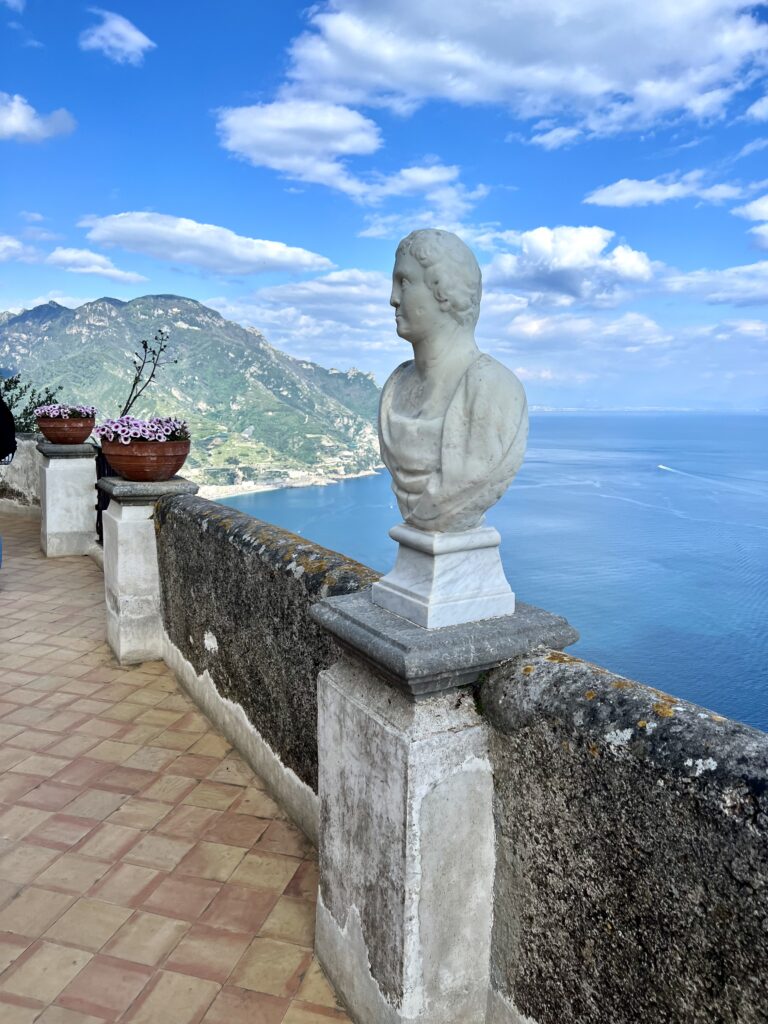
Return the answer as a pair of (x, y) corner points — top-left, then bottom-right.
(0, 295), (381, 486)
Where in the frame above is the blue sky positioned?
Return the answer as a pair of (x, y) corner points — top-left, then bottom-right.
(1, 1), (767, 409)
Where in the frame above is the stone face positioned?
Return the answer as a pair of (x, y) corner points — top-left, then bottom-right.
(480, 650), (768, 1024)
(311, 589), (578, 697)
(155, 494), (379, 791)
(38, 444), (98, 556)
(317, 654), (495, 1023)
(371, 522), (515, 627)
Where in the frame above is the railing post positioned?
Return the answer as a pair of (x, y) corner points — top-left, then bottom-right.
(37, 441), (98, 556)
(97, 477), (198, 665)
(310, 591), (578, 1024)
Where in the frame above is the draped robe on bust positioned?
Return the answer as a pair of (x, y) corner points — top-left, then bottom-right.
(378, 353), (528, 534)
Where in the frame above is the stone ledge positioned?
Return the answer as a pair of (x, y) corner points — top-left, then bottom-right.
(310, 588), (579, 698)
(36, 441), (98, 459)
(97, 476), (199, 505)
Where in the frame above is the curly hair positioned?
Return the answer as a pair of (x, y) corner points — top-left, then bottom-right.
(395, 229), (482, 328)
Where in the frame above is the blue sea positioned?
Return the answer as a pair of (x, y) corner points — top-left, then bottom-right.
(222, 414), (768, 732)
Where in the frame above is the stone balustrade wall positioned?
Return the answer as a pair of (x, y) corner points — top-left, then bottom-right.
(0, 434), (40, 509)
(481, 650), (768, 1024)
(154, 494), (378, 794)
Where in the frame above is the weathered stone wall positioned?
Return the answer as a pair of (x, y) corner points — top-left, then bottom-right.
(154, 494), (378, 793)
(0, 434), (40, 508)
(481, 650), (768, 1024)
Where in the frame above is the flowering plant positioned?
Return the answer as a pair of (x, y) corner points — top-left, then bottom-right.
(34, 404), (97, 419)
(95, 415), (190, 445)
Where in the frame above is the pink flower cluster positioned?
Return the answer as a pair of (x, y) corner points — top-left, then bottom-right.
(34, 404), (97, 419)
(95, 415), (190, 445)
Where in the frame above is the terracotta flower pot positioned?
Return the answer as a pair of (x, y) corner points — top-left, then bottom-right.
(101, 439), (190, 482)
(37, 416), (95, 445)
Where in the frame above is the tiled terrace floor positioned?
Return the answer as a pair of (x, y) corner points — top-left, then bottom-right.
(0, 513), (350, 1024)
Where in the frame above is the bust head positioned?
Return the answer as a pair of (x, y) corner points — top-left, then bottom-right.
(391, 229), (482, 343)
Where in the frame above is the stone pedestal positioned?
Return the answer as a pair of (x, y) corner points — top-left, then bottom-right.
(310, 589), (578, 1023)
(372, 522), (515, 628)
(37, 442), (98, 557)
(98, 477), (198, 665)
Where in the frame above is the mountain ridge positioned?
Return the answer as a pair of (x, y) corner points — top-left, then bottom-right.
(0, 294), (381, 486)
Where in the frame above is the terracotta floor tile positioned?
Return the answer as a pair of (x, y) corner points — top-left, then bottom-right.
(187, 735), (230, 760)
(74, 720), (125, 740)
(45, 735), (101, 759)
(0, 747), (34, 772)
(256, 822), (313, 860)
(0, 805), (52, 840)
(96, 767), (157, 795)
(86, 741), (140, 765)
(146, 729), (198, 752)
(37, 1006), (108, 1024)
(106, 798), (171, 831)
(0, 932), (32, 973)
(52, 760), (113, 788)
(134, 709), (184, 729)
(74, 823), (141, 861)
(25, 815), (97, 852)
(284, 861), (319, 903)
(63, 789), (127, 822)
(120, 690), (165, 708)
(155, 805), (220, 839)
(168, 712), (209, 734)
(232, 789), (283, 819)
(294, 960), (339, 1009)
(123, 970), (219, 1024)
(201, 985), (288, 1024)
(19, 782), (82, 812)
(99, 702), (145, 724)
(0, 941), (92, 1002)
(177, 842), (246, 883)
(200, 885), (277, 934)
(102, 911), (189, 966)
(202, 813), (269, 849)
(0, 775), (49, 807)
(0, 843), (60, 884)
(45, 898), (133, 951)
(165, 923), (251, 984)
(206, 758), (256, 788)
(35, 853), (109, 895)
(230, 937), (311, 998)
(6, 729), (59, 751)
(38, 712), (88, 733)
(57, 954), (153, 1020)
(0, 723), (25, 743)
(123, 834), (194, 872)
(140, 775), (196, 805)
(141, 877), (221, 922)
(259, 898), (315, 948)
(230, 852), (301, 894)
(167, 755), (221, 780)
(119, 725), (165, 746)
(122, 747), (180, 774)
(0, 995), (39, 1023)
(182, 782), (241, 812)
(89, 863), (162, 908)
(282, 1004), (351, 1023)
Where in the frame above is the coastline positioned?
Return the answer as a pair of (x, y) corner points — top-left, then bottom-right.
(196, 466), (382, 501)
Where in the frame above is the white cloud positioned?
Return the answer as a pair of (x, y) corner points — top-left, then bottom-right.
(665, 261), (768, 304)
(79, 211), (333, 275)
(735, 137), (768, 160)
(746, 95), (768, 121)
(19, 210), (44, 222)
(1, 0), (25, 11)
(748, 224), (768, 249)
(217, 100), (381, 198)
(284, 0), (768, 140)
(529, 126), (581, 150)
(0, 93), (75, 142)
(46, 247), (147, 284)
(584, 170), (742, 207)
(0, 235), (25, 261)
(79, 8), (156, 66)
(483, 226), (654, 306)
(732, 194), (768, 221)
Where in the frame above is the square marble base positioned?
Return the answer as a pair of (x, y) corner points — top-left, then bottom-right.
(371, 522), (515, 628)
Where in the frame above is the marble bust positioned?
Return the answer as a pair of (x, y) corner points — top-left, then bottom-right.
(378, 229), (528, 534)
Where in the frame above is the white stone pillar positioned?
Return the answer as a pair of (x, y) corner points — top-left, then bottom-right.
(98, 477), (198, 665)
(38, 442), (98, 557)
(311, 590), (578, 1024)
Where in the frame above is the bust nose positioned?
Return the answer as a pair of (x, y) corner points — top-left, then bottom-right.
(390, 290), (399, 308)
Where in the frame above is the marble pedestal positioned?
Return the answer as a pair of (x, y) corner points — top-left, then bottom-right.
(37, 442), (98, 557)
(98, 477), (198, 665)
(310, 591), (578, 1022)
(371, 522), (515, 628)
